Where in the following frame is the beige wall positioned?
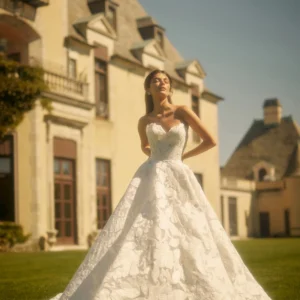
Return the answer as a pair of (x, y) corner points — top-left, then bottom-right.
(34, 0), (68, 71)
(285, 177), (300, 236)
(221, 177), (255, 238)
(1, 2), (223, 248)
(222, 176), (300, 238)
(257, 190), (285, 236)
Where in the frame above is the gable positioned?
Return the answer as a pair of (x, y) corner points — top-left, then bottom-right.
(131, 39), (165, 62)
(89, 19), (108, 33)
(144, 40), (165, 58)
(73, 13), (117, 40)
(88, 16), (117, 39)
(176, 59), (206, 79)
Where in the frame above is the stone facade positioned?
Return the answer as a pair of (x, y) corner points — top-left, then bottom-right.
(0, 0), (223, 249)
(221, 99), (300, 238)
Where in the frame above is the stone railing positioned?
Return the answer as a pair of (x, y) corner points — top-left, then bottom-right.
(44, 70), (89, 101)
(255, 180), (285, 191)
(22, 0), (49, 7)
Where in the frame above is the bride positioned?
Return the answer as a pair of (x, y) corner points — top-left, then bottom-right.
(50, 70), (272, 299)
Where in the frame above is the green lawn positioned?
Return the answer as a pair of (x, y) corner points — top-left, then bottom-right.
(0, 238), (299, 300)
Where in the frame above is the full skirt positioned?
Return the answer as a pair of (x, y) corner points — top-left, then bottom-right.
(50, 158), (271, 300)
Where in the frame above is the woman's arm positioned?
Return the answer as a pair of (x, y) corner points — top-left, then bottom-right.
(138, 116), (151, 157)
(177, 105), (217, 160)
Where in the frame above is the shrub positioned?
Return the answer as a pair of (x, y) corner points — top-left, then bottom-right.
(0, 222), (31, 251)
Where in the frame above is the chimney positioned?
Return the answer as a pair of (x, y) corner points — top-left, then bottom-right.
(263, 98), (282, 125)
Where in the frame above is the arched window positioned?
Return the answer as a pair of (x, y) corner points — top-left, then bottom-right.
(258, 168), (267, 181)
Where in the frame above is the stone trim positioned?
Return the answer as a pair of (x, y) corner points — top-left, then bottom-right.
(42, 91), (94, 110)
(44, 115), (88, 130)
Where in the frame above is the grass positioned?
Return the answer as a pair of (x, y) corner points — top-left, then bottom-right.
(0, 238), (299, 300)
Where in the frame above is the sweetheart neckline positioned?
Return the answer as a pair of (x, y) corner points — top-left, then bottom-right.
(146, 122), (185, 134)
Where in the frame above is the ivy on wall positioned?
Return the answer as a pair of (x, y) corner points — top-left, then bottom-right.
(0, 56), (51, 138)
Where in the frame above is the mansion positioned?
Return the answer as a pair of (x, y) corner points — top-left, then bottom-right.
(0, 0), (223, 249)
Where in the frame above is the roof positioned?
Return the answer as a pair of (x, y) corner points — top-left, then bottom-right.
(68, 0), (187, 83)
(202, 87), (224, 101)
(285, 138), (300, 177)
(136, 16), (165, 30)
(222, 116), (300, 180)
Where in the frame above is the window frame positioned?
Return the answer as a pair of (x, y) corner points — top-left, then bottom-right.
(96, 158), (112, 229)
(106, 4), (117, 31)
(228, 196), (238, 236)
(191, 94), (200, 143)
(95, 58), (109, 119)
(194, 172), (203, 190)
(68, 58), (77, 79)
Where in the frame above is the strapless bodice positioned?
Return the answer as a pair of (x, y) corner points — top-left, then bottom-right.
(146, 122), (188, 162)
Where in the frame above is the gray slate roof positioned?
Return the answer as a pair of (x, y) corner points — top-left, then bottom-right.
(222, 116), (300, 180)
(69, 0), (187, 82)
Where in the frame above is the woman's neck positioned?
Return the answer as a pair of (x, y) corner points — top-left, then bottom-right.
(152, 97), (172, 115)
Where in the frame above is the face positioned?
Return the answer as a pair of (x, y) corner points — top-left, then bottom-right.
(147, 72), (171, 99)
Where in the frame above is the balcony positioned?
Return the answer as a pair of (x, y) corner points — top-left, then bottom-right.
(255, 180), (285, 191)
(22, 0), (49, 7)
(44, 70), (89, 102)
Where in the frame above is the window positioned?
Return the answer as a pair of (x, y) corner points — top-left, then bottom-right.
(228, 197), (238, 236)
(156, 30), (164, 49)
(245, 211), (249, 227)
(284, 209), (290, 236)
(95, 59), (108, 118)
(7, 52), (21, 63)
(107, 6), (117, 31)
(258, 168), (267, 181)
(0, 38), (8, 53)
(194, 173), (203, 190)
(192, 95), (200, 142)
(220, 196), (224, 226)
(0, 135), (15, 222)
(0, 157), (11, 173)
(96, 159), (112, 229)
(68, 58), (77, 79)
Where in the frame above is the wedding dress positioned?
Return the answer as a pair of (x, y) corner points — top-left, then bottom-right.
(50, 121), (271, 300)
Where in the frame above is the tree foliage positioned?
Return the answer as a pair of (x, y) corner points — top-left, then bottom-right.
(0, 57), (51, 138)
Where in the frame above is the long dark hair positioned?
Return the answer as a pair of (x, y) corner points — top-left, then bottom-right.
(144, 69), (173, 114)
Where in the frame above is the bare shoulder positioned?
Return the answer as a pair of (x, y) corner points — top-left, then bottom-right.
(138, 115), (148, 129)
(176, 105), (192, 114)
(174, 105), (195, 121)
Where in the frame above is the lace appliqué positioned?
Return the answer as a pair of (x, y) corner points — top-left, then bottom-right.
(50, 122), (272, 300)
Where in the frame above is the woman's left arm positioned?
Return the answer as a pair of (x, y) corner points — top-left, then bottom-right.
(177, 105), (217, 160)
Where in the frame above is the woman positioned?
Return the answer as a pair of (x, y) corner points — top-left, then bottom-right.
(50, 70), (272, 299)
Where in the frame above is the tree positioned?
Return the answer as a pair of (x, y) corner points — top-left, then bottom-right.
(0, 56), (51, 138)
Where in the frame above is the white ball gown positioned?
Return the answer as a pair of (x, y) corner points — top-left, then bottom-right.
(50, 121), (272, 300)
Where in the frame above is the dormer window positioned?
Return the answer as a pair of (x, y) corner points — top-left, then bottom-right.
(88, 0), (118, 31)
(107, 6), (116, 31)
(156, 30), (164, 49)
(258, 168), (267, 181)
(137, 16), (165, 50)
(252, 161), (276, 182)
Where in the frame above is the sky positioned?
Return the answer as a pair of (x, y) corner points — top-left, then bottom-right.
(139, 0), (300, 166)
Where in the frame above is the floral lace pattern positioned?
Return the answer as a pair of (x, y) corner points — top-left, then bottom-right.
(50, 122), (272, 300)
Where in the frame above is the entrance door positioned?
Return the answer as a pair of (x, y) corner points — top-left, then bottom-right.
(54, 158), (76, 244)
(284, 209), (290, 236)
(259, 212), (270, 237)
